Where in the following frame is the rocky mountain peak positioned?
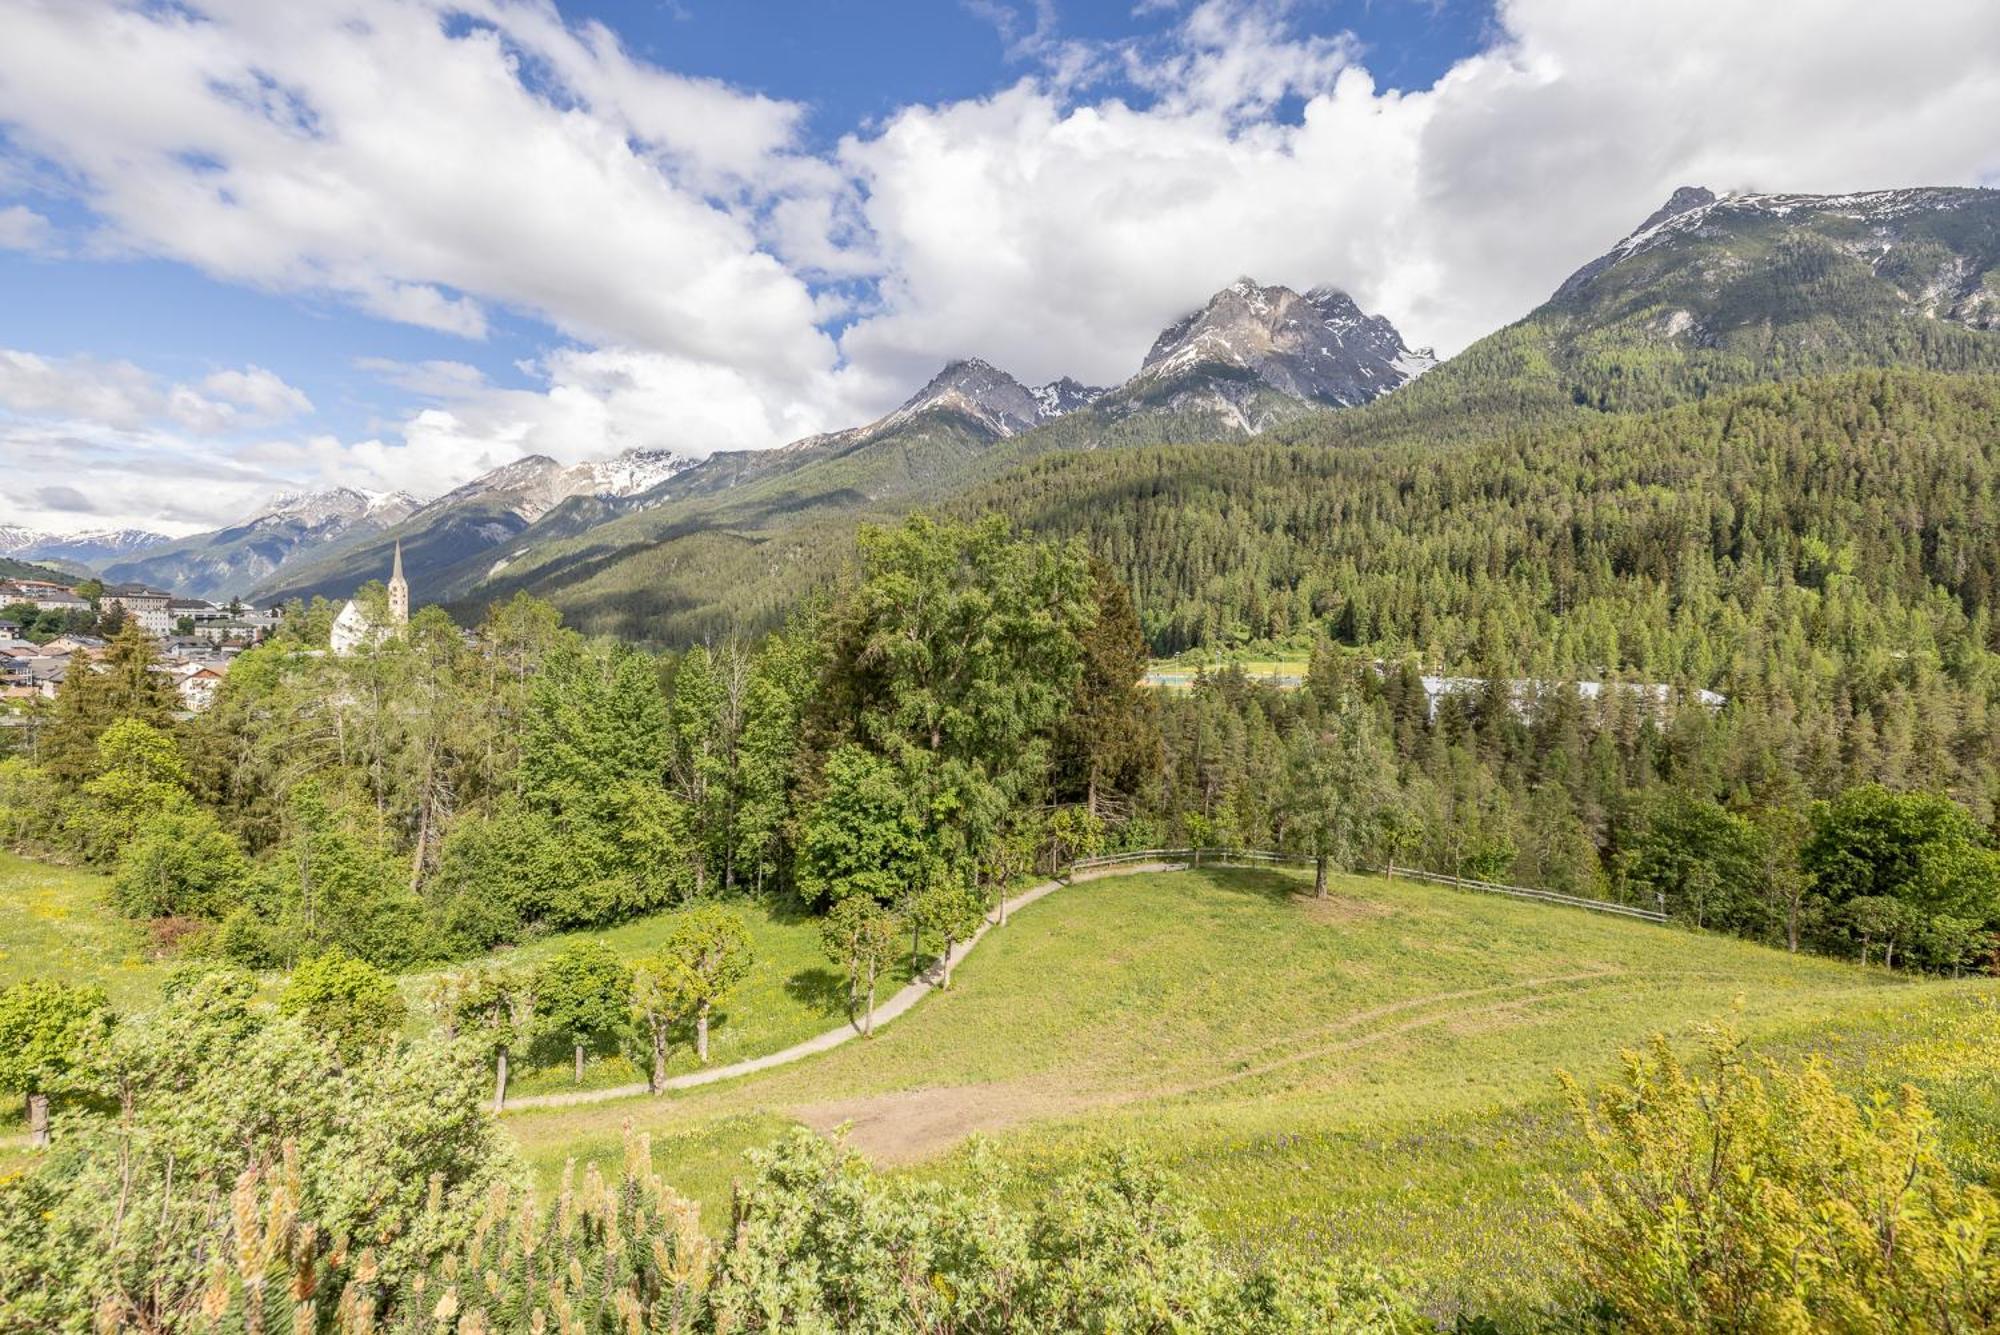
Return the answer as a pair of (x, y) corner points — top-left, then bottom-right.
(1137, 279), (1430, 409)
(1633, 186), (1718, 236)
(885, 358), (1049, 437)
(1032, 376), (1107, 417)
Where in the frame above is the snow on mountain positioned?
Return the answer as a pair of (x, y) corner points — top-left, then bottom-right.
(421, 448), (701, 525)
(1032, 377), (1108, 417)
(1555, 184), (2000, 327)
(1130, 279), (1432, 412)
(0, 526), (172, 567)
(559, 448), (700, 503)
(879, 359), (1053, 437)
(246, 487), (421, 531)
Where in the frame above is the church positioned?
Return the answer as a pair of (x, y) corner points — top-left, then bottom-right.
(330, 541), (410, 655)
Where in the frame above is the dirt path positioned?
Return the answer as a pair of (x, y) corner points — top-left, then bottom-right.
(504, 861), (1186, 1112)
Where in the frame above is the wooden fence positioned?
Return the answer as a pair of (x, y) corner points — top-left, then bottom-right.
(1067, 847), (1670, 924)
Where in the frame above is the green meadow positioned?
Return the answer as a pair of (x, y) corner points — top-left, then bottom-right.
(500, 865), (2000, 1315)
(9, 848), (1997, 1314)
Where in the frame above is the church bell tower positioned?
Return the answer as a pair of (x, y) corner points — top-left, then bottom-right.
(387, 540), (409, 625)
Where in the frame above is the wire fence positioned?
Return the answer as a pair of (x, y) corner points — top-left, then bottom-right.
(1067, 847), (1670, 924)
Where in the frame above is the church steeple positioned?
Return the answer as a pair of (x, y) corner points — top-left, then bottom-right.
(387, 539), (409, 625)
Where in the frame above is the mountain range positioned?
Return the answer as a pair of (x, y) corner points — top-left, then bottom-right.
(0, 526), (171, 577)
(22, 183), (2000, 643)
(243, 278), (1430, 610)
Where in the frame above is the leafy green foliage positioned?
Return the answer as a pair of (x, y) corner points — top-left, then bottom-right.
(276, 950), (407, 1060)
(0, 977), (110, 1097)
(651, 903), (754, 1063)
(796, 744), (924, 908)
(0, 976), (507, 1332)
(819, 894), (900, 1035)
(530, 939), (632, 1079)
(1802, 784), (2000, 970)
(1562, 1029), (2000, 1332)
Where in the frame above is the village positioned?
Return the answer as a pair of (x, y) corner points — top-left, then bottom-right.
(0, 575), (286, 713)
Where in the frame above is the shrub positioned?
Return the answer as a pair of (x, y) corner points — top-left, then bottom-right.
(1560, 1028), (2000, 1332)
(277, 951), (408, 1061)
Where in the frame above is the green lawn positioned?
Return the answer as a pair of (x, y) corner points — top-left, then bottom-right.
(0, 851), (892, 1101)
(0, 851), (168, 1008)
(432, 898), (912, 1098)
(502, 866), (2000, 1317)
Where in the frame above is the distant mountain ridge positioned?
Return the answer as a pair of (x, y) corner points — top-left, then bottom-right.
(408, 278), (1428, 640)
(0, 526), (170, 572)
(249, 447), (701, 605)
(101, 488), (421, 600)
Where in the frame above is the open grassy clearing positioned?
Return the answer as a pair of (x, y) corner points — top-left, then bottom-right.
(1144, 653), (1310, 690)
(0, 852), (168, 1009)
(443, 898), (913, 1097)
(503, 866), (2000, 1314)
(0, 851), (889, 1100)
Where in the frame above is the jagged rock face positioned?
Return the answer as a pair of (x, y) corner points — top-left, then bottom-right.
(1553, 185), (2000, 336)
(878, 359), (1105, 439)
(1032, 376), (1107, 417)
(422, 449), (700, 525)
(99, 488), (419, 599)
(1118, 280), (1432, 429)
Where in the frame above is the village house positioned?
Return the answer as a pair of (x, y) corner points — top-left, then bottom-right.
(100, 583), (174, 634)
(41, 633), (106, 658)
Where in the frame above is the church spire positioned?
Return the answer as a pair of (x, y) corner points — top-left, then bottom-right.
(387, 539), (409, 625)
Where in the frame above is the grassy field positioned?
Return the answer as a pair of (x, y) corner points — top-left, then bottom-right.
(442, 899), (913, 1097)
(1144, 653), (1310, 690)
(502, 865), (2000, 1316)
(0, 852), (169, 1008)
(0, 851), (901, 1099)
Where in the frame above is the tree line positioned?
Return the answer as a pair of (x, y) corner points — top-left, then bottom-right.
(0, 515), (1151, 980)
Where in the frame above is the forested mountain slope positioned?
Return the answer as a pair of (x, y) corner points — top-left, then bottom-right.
(1270, 185), (2000, 451)
(415, 282), (1428, 640)
(965, 370), (2000, 664)
(459, 187), (2000, 645)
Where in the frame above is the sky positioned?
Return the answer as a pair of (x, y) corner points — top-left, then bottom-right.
(1, 0), (1998, 537)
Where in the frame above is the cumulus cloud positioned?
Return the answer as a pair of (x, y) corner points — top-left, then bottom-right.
(837, 0), (2000, 383)
(0, 0), (844, 399)
(3, 0), (2000, 534)
(0, 203), (51, 253)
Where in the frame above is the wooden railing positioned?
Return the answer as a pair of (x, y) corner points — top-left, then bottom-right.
(1067, 848), (1670, 924)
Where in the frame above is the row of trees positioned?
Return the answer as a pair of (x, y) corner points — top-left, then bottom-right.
(434, 905), (754, 1108)
(1137, 645), (2000, 971)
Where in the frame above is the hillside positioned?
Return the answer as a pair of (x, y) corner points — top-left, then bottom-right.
(412, 187), (2000, 647)
(1270, 183), (2000, 452)
(323, 281), (1428, 641)
(0, 556), (76, 586)
(504, 864), (2000, 1311)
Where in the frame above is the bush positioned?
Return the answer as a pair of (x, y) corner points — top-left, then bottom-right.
(108, 808), (249, 920)
(1560, 1028), (2000, 1331)
(276, 951), (407, 1061)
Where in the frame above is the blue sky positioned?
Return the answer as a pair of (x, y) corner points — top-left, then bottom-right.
(1, 0), (1996, 535)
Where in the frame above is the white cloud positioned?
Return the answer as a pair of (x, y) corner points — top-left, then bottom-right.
(836, 0), (2000, 382)
(0, 203), (51, 253)
(200, 366), (314, 421)
(0, 352), (324, 532)
(0, 0), (843, 385)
